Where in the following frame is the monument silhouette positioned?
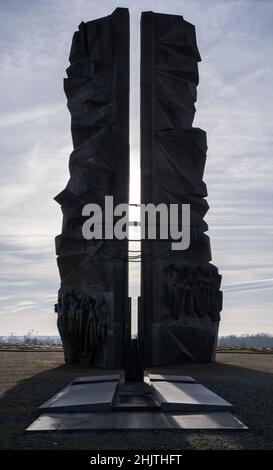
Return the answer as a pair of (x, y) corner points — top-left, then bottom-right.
(54, 7), (222, 370)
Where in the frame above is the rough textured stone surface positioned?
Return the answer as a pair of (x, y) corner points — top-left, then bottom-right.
(140, 11), (222, 366)
(54, 8), (129, 368)
(54, 9), (222, 369)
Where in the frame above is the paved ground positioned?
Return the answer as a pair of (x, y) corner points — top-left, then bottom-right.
(0, 351), (272, 449)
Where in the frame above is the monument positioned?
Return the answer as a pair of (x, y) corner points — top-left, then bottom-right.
(140, 12), (222, 366)
(55, 8), (222, 369)
(54, 8), (130, 368)
(26, 8), (250, 434)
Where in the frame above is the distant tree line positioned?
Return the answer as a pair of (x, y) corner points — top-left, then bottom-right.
(1, 332), (273, 348)
(218, 333), (273, 348)
(0, 333), (61, 345)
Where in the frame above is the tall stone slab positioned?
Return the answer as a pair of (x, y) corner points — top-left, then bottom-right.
(55, 8), (129, 368)
(140, 12), (222, 366)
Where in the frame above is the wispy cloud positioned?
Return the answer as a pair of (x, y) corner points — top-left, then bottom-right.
(0, 104), (64, 129)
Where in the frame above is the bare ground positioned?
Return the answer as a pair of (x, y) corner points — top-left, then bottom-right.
(0, 351), (272, 450)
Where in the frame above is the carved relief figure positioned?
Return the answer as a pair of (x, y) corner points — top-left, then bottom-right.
(55, 291), (108, 365)
(163, 264), (222, 322)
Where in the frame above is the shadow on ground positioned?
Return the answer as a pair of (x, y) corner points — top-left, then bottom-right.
(0, 351), (272, 449)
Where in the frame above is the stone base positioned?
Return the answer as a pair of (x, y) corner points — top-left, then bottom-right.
(39, 375), (120, 413)
(152, 382), (232, 412)
(27, 411), (247, 431)
(27, 373), (247, 431)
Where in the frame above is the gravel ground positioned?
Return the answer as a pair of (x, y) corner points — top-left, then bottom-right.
(0, 351), (272, 450)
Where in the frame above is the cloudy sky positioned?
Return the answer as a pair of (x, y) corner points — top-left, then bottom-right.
(0, 0), (273, 337)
